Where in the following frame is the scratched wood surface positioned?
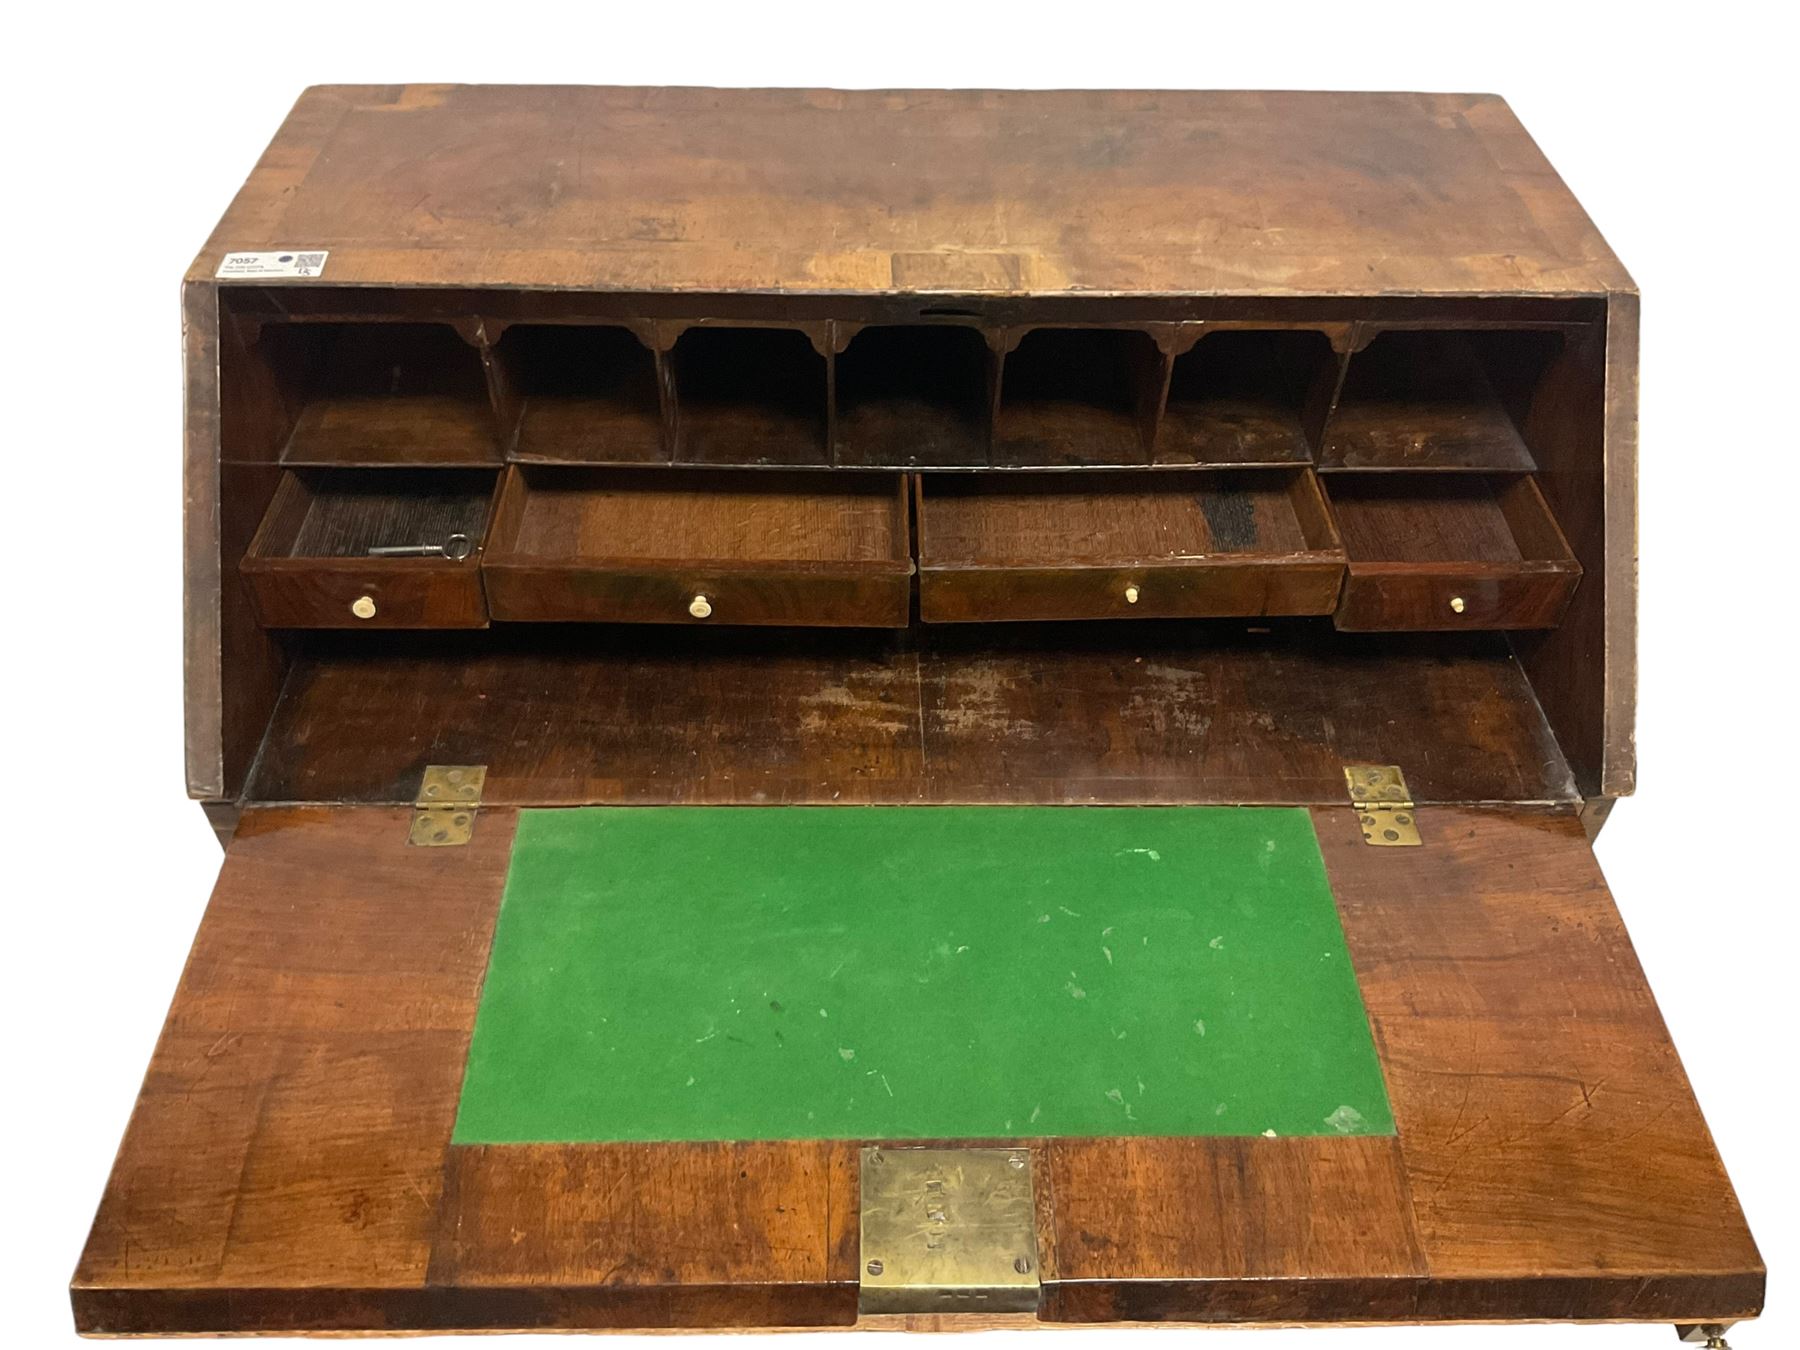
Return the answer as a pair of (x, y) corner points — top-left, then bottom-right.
(245, 626), (1579, 807)
(190, 87), (1630, 298)
(71, 805), (1760, 1333)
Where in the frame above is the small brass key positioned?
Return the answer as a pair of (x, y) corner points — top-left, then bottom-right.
(367, 533), (473, 561)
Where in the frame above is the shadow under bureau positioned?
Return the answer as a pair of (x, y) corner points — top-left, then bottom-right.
(72, 85), (1760, 1344)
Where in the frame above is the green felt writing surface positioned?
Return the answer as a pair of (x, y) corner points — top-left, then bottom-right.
(454, 806), (1393, 1143)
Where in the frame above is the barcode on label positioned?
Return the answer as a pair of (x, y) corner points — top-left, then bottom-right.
(215, 250), (330, 279)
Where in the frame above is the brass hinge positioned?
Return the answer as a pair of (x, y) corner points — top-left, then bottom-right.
(858, 1146), (1040, 1315)
(409, 765), (486, 847)
(1344, 764), (1421, 847)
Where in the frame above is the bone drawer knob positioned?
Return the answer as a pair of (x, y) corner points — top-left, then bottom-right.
(1449, 596), (1466, 614)
(688, 594), (713, 619)
(1124, 585), (1141, 605)
(351, 595), (377, 620)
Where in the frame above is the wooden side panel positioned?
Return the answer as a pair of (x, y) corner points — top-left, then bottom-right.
(186, 286), (298, 801)
(181, 276), (227, 799)
(1514, 300), (1638, 798)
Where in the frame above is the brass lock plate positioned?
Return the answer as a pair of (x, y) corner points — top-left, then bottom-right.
(858, 1146), (1040, 1315)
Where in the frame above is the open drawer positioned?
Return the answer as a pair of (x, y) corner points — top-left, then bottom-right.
(240, 469), (499, 628)
(915, 469), (1345, 623)
(482, 466), (913, 626)
(1324, 473), (1581, 631)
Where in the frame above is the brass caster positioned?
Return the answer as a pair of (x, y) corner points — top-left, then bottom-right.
(1675, 1324), (1734, 1350)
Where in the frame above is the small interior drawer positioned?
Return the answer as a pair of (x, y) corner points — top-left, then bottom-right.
(482, 467), (913, 626)
(1324, 473), (1581, 631)
(915, 469), (1346, 623)
(241, 469), (499, 628)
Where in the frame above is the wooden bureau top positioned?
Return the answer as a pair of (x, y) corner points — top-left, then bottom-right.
(191, 85), (1632, 299)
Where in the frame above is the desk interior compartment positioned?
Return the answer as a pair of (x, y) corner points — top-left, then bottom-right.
(498, 324), (664, 464)
(996, 327), (1163, 465)
(482, 466), (912, 626)
(1324, 473), (1580, 631)
(270, 322), (501, 466)
(835, 324), (992, 467)
(1157, 329), (1337, 465)
(240, 468), (499, 628)
(1320, 329), (1562, 471)
(672, 327), (828, 465)
(916, 468), (1346, 623)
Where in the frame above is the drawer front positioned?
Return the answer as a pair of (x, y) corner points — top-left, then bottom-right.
(1334, 567), (1578, 631)
(920, 562), (1345, 624)
(244, 563), (489, 629)
(484, 565), (911, 627)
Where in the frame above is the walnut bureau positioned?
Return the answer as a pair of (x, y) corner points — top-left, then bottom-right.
(71, 86), (1761, 1344)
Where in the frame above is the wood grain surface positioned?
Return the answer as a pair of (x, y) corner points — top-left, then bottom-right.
(191, 87), (1632, 297)
(480, 467), (912, 626)
(245, 626), (1579, 807)
(73, 805), (1760, 1333)
(1328, 475), (1582, 631)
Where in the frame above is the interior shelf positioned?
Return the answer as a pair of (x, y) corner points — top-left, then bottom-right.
(1322, 473), (1580, 630)
(1320, 329), (1561, 472)
(482, 466), (912, 626)
(499, 324), (663, 463)
(276, 323), (501, 467)
(1156, 330), (1335, 465)
(672, 327), (828, 466)
(916, 468), (1345, 622)
(996, 328), (1163, 465)
(246, 624), (1579, 808)
(240, 468), (499, 628)
(835, 324), (991, 467)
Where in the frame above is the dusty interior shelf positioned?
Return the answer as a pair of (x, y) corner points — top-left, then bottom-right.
(835, 324), (991, 467)
(240, 468), (499, 629)
(672, 327), (828, 465)
(916, 468), (1345, 622)
(499, 324), (663, 464)
(1157, 330), (1336, 465)
(482, 466), (911, 626)
(246, 623), (1578, 807)
(273, 322), (501, 467)
(1320, 329), (1561, 471)
(1322, 473), (1580, 630)
(996, 328), (1162, 465)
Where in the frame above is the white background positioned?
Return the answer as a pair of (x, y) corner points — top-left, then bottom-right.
(3, 2), (1792, 1346)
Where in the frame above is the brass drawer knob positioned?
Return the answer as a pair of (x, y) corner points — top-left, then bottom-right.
(351, 595), (377, 620)
(1124, 584), (1141, 605)
(1449, 596), (1466, 614)
(688, 594), (713, 619)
